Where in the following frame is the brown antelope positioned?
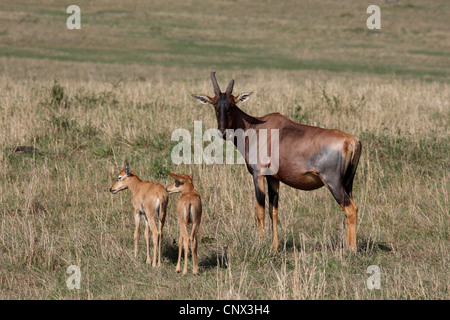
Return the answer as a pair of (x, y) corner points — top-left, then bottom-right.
(192, 72), (362, 252)
(109, 164), (169, 266)
(166, 172), (202, 275)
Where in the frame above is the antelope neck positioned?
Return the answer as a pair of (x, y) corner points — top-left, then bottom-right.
(181, 181), (195, 193)
(231, 107), (259, 132)
(127, 175), (143, 194)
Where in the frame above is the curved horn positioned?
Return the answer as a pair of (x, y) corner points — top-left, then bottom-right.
(125, 164), (130, 176)
(210, 71), (221, 94)
(226, 79), (235, 93)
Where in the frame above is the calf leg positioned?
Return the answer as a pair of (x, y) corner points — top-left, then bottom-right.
(150, 220), (159, 267)
(144, 218), (151, 264)
(176, 233), (183, 273)
(144, 205), (159, 267)
(190, 223), (200, 275)
(157, 199), (168, 267)
(177, 218), (190, 275)
(157, 224), (163, 267)
(133, 210), (141, 258)
(155, 199), (167, 267)
(183, 230), (189, 275)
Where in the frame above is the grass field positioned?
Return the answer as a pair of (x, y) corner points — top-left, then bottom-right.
(0, 0), (448, 299)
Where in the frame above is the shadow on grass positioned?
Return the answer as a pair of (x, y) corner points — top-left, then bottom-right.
(358, 238), (392, 253)
(163, 241), (229, 270)
(199, 249), (229, 270)
(282, 234), (392, 254)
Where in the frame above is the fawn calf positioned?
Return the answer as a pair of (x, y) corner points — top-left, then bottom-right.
(166, 172), (202, 275)
(110, 164), (168, 267)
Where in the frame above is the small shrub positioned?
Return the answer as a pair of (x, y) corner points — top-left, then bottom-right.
(50, 80), (69, 108)
(291, 105), (309, 123)
(94, 143), (114, 158)
(148, 157), (171, 179)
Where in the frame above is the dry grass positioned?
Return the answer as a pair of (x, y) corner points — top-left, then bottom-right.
(0, 74), (448, 299)
(0, 0), (449, 300)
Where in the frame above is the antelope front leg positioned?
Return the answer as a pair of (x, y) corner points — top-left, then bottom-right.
(253, 174), (266, 241)
(267, 177), (280, 250)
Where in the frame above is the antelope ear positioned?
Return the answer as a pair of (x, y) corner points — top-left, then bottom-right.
(235, 92), (253, 104)
(169, 172), (185, 183)
(192, 94), (213, 105)
(189, 173), (193, 180)
(169, 172), (177, 179)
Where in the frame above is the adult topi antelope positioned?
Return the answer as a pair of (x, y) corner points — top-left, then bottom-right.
(109, 164), (169, 266)
(192, 72), (362, 252)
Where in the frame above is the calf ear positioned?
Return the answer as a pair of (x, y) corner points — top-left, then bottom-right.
(235, 92), (253, 104)
(169, 172), (177, 179)
(192, 94), (213, 105)
(169, 172), (185, 183)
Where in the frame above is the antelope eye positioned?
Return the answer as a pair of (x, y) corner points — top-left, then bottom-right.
(175, 181), (180, 187)
(118, 176), (123, 181)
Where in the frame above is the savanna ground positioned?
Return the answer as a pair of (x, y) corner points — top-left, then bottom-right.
(0, 0), (448, 299)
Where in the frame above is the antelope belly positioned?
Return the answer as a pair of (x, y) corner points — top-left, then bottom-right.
(282, 172), (324, 190)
